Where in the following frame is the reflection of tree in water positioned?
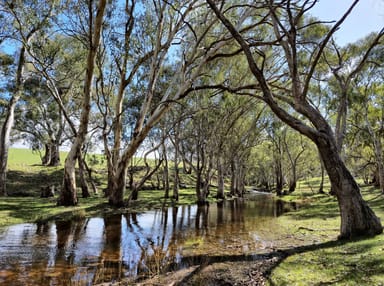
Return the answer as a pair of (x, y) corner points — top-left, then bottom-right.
(36, 221), (50, 235)
(0, 195), (288, 285)
(195, 203), (209, 235)
(54, 217), (89, 285)
(133, 206), (188, 278)
(93, 214), (122, 284)
(275, 200), (298, 217)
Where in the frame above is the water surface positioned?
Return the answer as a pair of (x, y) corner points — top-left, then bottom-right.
(0, 193), (296, 285)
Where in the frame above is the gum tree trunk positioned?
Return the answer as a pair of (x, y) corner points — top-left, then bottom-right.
(0, 96), (18, 196)
(108, 163), (127, 207)
(316, 132), (383, 238)
(58, 0), (106, 206)
(217, 157), (225, 200)
(0, 44), (27, 196)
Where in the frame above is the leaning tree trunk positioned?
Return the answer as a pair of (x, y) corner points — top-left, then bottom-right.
(58, 0), (106, 206)
(78, 154), (90, 198)
(316, 134), (383, 239)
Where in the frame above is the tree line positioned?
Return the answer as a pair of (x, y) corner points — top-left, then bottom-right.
(0, 0), (383, 239)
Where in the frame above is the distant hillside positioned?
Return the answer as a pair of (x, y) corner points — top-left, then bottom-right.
(8, 148), (67, 168)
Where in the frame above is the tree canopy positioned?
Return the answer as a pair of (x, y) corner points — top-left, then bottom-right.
(0, 0), (383, 239)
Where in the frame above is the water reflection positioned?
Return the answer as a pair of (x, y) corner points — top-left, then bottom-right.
(0, 194), (295, 285)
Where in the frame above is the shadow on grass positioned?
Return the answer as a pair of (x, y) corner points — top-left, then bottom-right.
(0, 194), (110, 226)
(7, 168), (63, 196)
(282, 194), (340, 221)
(170, 235), (384, 286)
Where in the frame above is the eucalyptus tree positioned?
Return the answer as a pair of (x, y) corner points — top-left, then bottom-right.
(167, 105), (185, 201)
(324, 32), (384, 157)
(27, 33), (88, 139)
(94, 0), (247, 207)
(11, 30), (86, 167)
(58, 0), (107, 206)
(213, 95), (264, 199)
(361, 86), (384, 193)
(15, 76), (67, 166)
(207, 0), (383, 238)
(350, 47), (384, 193)
(0, 0), (57, 196)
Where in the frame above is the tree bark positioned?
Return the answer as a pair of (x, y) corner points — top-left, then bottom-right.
(172, 121), (180, 201)
(42, 144), (51, 166)
(60, 160), (78, 206)
(275, 157), (283, 196)
(58, 0), (106, 206)
(162, 143), (170, 199)
(316, 132), (383, 238)
(173, 148), (180, 201)
(108, 164), (127, 207)
(48, 141), (61, 167)
(318, 160), (325, 194)
(230, 160), (237, 196)
(0, 45), (26, 195)
(217, 157), (225, 200)
(78, 153), (90, 198)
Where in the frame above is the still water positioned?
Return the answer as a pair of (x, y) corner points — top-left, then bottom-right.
(0, 193), (296, 285)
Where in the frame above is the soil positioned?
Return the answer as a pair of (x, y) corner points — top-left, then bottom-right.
(103, 252), (287, 286)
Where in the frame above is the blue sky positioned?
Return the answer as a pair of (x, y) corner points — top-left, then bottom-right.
(311, 0), (384, 45)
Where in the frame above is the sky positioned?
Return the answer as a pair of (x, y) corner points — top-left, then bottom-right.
(310, 0), (384, 45)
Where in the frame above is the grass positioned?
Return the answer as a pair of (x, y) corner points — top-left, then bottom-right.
(267, 185), (384, 286)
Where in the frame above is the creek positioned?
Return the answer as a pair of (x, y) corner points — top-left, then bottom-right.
(0, 193), (297, 285)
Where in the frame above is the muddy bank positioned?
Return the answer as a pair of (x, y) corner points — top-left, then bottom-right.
(97, 252), (287, 286)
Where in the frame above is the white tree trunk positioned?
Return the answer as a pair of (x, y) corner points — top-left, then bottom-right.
(58, 0), (107, 206)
